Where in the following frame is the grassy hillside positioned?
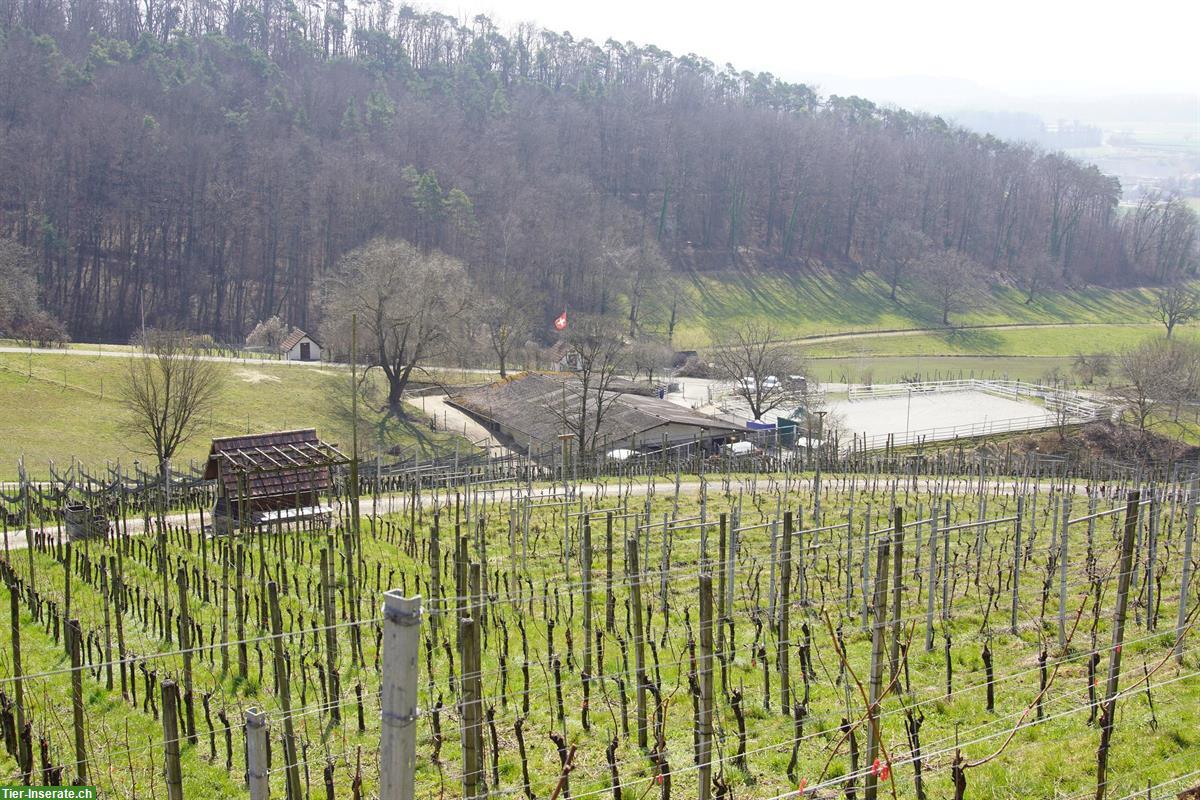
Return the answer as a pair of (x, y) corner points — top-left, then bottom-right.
(672, 267), (1165, 349)
(0, 351), (473, 477)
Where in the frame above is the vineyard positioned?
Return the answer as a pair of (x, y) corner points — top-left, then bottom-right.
(0, 458), (1197, 799)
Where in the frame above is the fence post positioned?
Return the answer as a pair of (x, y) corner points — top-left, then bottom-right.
(245, 708), (269, 800)
(380, 592), (422, 800)
(162, 679), (183, 800)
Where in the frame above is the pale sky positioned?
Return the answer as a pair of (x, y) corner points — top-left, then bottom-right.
(416, 0), (1200, 101)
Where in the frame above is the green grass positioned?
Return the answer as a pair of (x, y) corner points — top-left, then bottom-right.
(801, 323), (1179, 358)
(808, 355), (1079, 384)
(0, 351), (473, 476)
(671, 267), (1166, 349)
(0, 477), (1195, 798)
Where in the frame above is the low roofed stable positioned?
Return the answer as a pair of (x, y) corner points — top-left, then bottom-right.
(449, 372), (746, 456)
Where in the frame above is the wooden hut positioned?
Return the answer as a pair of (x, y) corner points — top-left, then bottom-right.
(204, 429), (348, 534)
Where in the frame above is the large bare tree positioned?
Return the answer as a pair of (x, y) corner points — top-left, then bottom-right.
(547, 315), (627, 456)
(709, 323), (804, 421)
(319, 238), (471, 415)
(879, 222), (930, 301)
(480, 288), (531, 379)
(1115, 338), (1200, 430)
(120, 330), (224, 481)
(917, 250), (986, 326)
(1153, 282), (1199, 339)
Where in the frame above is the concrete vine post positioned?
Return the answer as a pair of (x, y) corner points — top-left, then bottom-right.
(245, 708), (269, 800)
(380, 592), (422, 800)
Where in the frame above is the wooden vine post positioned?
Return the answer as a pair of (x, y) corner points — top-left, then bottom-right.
(268, 581), (303, 800)
(177, 566), (197, 744)
(68, 618), (87, 785)
(864, 532), (892, 800)
(697, 574), (714, 800)
(1094, 491), (1140, 800)
(1176, 485), (1196, 665)
(1010, 496), (1023, 635)
(889, 507), (905, 682)
(582, 516), (594, 730)
(779, 510), (793, 712)
(162, 679), (183, 800)
(8, 578), (30, 782)
(628, 537), (648, 750)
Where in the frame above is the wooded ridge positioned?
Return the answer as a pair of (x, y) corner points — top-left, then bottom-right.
(0, 0), (1194, 342)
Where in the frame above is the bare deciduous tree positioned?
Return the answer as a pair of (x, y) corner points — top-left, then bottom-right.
(709, 323), (804, 421)
(120, 330), (223, 481)
(917, 250), (986, 326)
(628, 336), (673, 385)
(245, 316), (290, 350)
(1115, 339), (1200, 430)
(0, 237), (39, 332)
(1153, 282), (1199, 339)
(319, 238), (471, 415)
(547, 315), (627, 456)
(1019, 252), (1055, 304)
(481, 290), (531, 379)
(880, 222), (930, 301)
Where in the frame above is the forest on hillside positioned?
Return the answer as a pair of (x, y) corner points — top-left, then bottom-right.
(0, 0), (1196, 342)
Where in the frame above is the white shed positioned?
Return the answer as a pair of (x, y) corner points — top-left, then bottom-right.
(280, 329), (321, 362)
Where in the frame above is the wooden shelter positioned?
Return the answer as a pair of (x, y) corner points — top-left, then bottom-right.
(204, 429), (348, 534)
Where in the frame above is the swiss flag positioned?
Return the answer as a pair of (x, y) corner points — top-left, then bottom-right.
(554, 310), (568, 331)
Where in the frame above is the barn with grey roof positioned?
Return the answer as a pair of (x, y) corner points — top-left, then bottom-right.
(449, 372), (745, 455)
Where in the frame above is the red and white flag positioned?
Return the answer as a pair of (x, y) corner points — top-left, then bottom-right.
(554, 309), (568, 331)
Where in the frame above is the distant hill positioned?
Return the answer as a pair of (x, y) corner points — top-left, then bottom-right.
(0, 2), (1194, 343)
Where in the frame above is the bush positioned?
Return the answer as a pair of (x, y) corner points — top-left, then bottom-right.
(246, 316), (289, 350)
(14, 311), (70, 348)
(675, 355), (711, 378)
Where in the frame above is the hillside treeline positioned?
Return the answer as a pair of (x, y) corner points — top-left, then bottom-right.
(0, 0), (1195, 341)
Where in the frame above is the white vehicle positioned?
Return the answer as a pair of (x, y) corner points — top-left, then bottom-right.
(722, 440), (758, 456)
(606, 448), (636, 461)
(739, 375), (779, 391)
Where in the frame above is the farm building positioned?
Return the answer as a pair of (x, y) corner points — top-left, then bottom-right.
(449, 372), (746, 455)
(280, 329), (321, 361)
(204, 429), (348, 534)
